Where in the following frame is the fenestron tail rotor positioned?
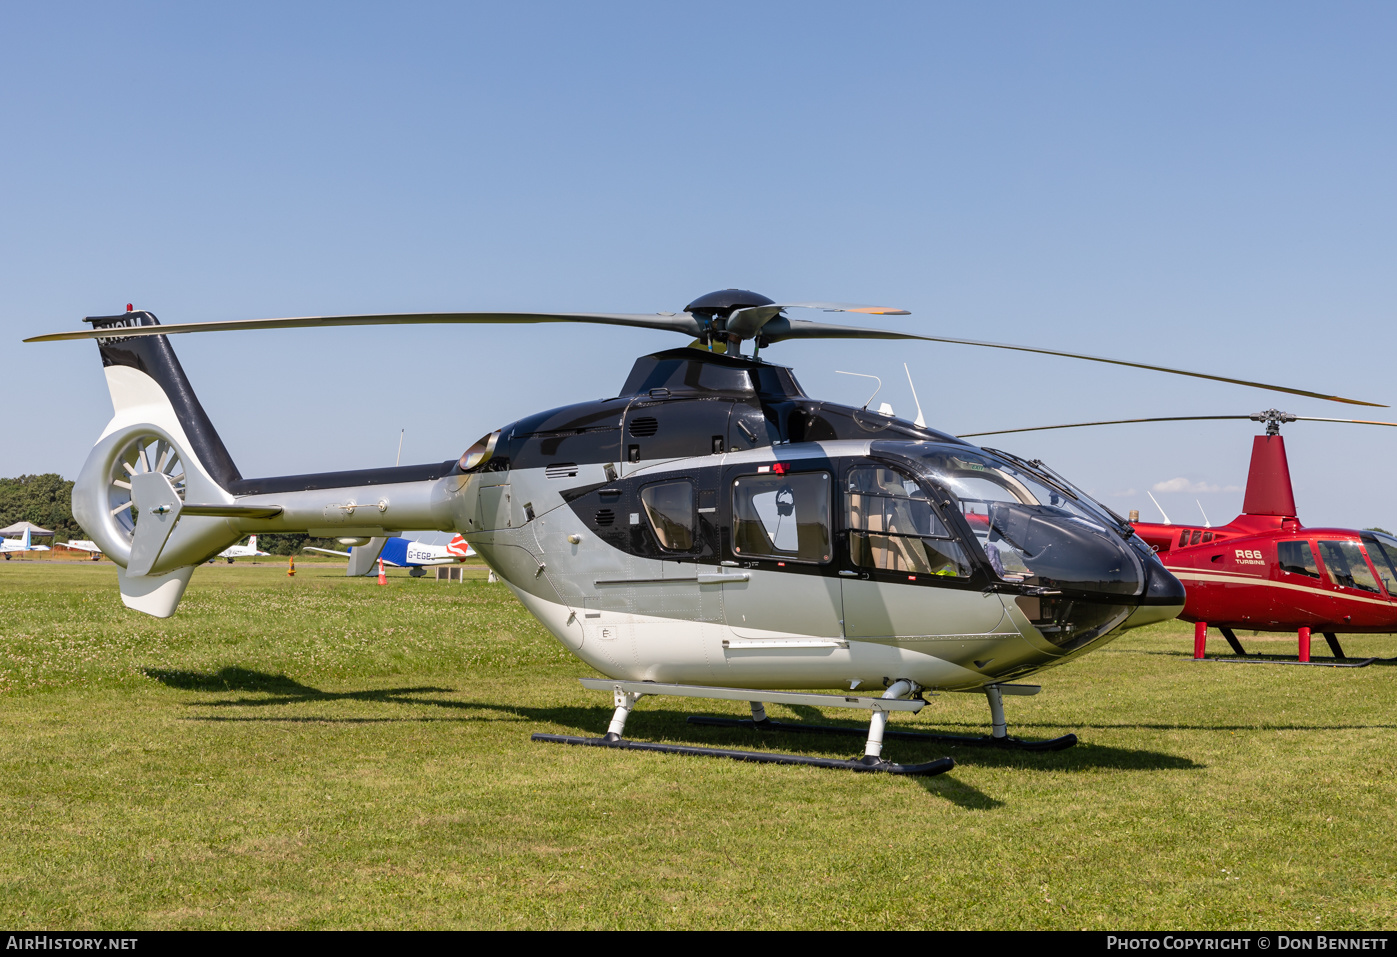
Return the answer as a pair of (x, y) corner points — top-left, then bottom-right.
(959, 409), (1397, 439)
(108, 433), (187, 543)
(25, 292), (1385, 407)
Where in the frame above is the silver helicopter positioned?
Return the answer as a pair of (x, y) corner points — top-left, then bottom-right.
(30, 290), (1379, 775)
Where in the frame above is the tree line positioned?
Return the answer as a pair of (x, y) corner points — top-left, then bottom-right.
(0, 474), (83, 540)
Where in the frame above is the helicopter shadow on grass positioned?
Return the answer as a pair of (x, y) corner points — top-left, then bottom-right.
(619, 706), (1007, 810)
(144, 667), (608, 727)
(144, 667), (1001, 808)
(143, 669), (1195, 809)
(685, 703), (1201, 782)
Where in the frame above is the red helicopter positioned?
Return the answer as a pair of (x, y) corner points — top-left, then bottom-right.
(962, 410), (1397, 667)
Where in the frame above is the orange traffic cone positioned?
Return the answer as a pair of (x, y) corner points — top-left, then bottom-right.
(377, 558), (387, 585)
(287, 555), (296, 577)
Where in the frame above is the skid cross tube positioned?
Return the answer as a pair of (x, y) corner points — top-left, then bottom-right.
(576, 678), (927, 713)
(530, 679), (955, 776)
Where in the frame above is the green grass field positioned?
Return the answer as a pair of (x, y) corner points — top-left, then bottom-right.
(1, 562), (1394, 929)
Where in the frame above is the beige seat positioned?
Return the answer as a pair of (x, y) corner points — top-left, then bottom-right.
(849, 470), (932, 574)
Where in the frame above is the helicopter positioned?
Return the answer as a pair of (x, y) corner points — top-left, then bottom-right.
(27, 290), (1384, 775)
(962, 409), (1397, 667)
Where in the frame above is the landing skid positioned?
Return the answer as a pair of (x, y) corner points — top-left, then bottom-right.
(1196, 656), (1377, 668)
(531, 731), (955, 775)
(686, 715), (1078, 752)
(1199, 626), (1376, 666)
(530, 678), (956, 776)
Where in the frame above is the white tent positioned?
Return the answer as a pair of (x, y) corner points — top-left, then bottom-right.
(0, 521), (54, 537)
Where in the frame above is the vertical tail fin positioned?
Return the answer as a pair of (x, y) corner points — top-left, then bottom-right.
(86, 310), (242, 487)
(1241, 434), (1297, 517)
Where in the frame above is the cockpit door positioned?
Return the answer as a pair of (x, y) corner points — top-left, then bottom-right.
(840, 464), (1008, 638)
(722, 468), (844, 639)
(1316, 540), (1394, 624)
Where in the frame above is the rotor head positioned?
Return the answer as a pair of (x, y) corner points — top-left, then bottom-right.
(683, 289), (777, 347)
(684, 289), (775, 317)
(1250, 409), (1298, 436)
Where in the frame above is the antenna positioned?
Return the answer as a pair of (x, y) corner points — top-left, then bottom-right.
(904, 363), (926, 428)
(835, 370), (882, 411)
(396, 429), (405, 468)
(1196, 500), (1211, 528)
(1147, 490), (1172, 525)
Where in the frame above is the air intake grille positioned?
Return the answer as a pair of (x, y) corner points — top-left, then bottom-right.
(628, 416), (659, 437)
(545, 463), (579, 479)
(595, 508), (616, 527)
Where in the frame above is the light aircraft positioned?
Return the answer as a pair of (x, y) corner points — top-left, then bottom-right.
(963, 409), (1397, 667)
(1, 524), (52, 559)
(28, 293), (1382, 775)
(57, 539), (104, 560)
(211, 535), (270, 563)
(304, 534), (474, 576)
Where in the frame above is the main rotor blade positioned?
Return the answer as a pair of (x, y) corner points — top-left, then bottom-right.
(762, 322), (1384, 407)
(757, 318), (927, 341)
(960, 415), (1255, 438)
(27, 308), (1383, 408)
(959, 414), (1397, 438)
(1292, 417), (1397, 427)
(23, 311), (704, 342)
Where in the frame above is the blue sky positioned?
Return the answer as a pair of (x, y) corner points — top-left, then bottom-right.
(3, 2), (1394, 530)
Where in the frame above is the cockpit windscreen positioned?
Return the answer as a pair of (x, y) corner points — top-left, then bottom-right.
(876, 442), (1144, 598)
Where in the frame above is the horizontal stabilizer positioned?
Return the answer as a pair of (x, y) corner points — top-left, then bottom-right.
(181, 504), (283, 518)
(302, 546), (351, 558)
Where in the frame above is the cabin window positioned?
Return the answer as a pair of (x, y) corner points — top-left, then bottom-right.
(845, 466), (971, 577)
(1179, 530), (1190, 547)
(731, 471), (831, 563)
(1277, 541), (1320, 578)
(640, 481), (695, 551)
(1202, 532), (1213, 543)
(1190, 530), (1203, 546)
(1317, 540), (1381, 593)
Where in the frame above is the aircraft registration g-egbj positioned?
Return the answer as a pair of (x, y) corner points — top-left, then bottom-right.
(304, 534), (474, 577)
